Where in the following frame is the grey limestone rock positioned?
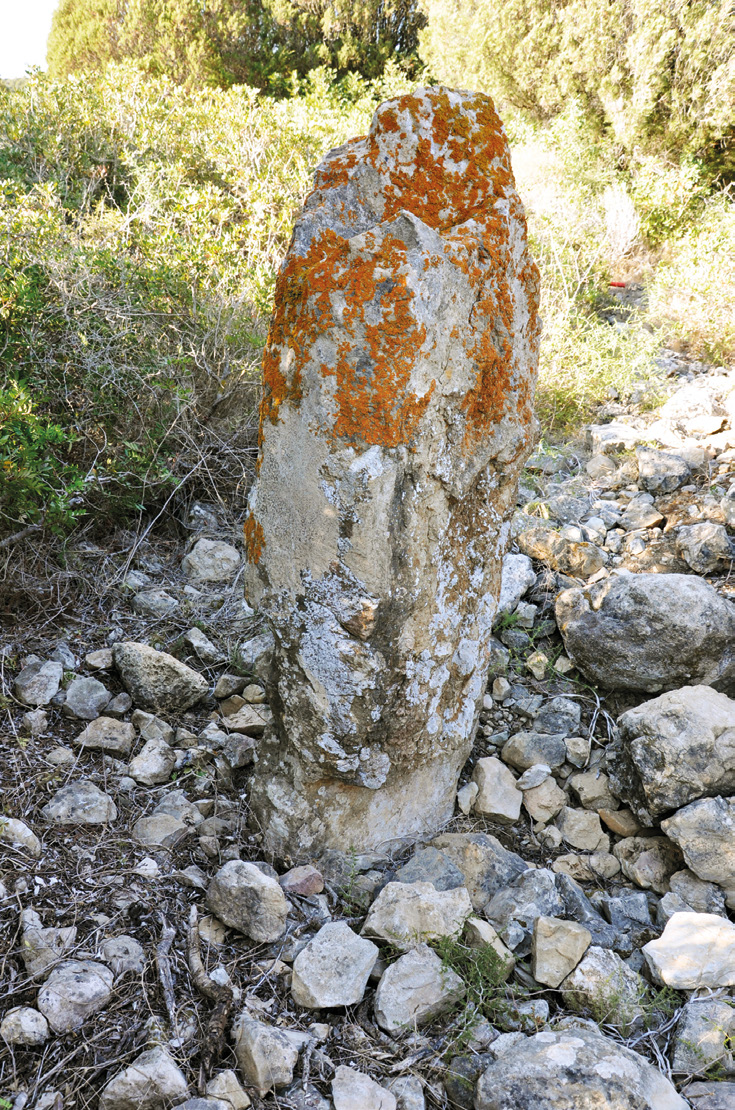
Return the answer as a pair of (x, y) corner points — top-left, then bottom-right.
(113, 641), (208, 714)
(672, 998), (735, 1076)
(485, 868), (564, 955)
(394, 846), (465, 891)
(556, 573), (735, 694)
(62, 676), (110, 719)
(474, 1026), (687, 1109)
(0, 1006), (49, 1045)
(430, 832), (527, 910)
(15, 660), (63, 706)
(41, 779), (117, 825)
(206, 860), (288, 942)
(291, 921), (378, 1008)
(662, 797), (735, 896)
(74, 716), (136, 756)
(611, 685), (735, 822)
(98, 1047), (189, 1110)
(374, 943), (465, 1034)
(37, 959), (114, 1033)
(361, 881), (472, 951)
(232, 1013), (299, 1094)
(181, 538), (241, 582)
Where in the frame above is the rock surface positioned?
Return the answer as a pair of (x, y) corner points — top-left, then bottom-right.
(37, 959), (114, 1032)
(207, 860), (289, 942)
(373, 943), (465, 1034)
(555, 573), (735, 694)
(232, 1013), (299, 1093)
(662, 797), (735, 895)
(612, 685), (735, 821)
(182, 538), (242, 582)
(531, 916), (591, 988)
(113, 641), (208, 714)
(41, 779), (117, 824)
(98, 1047), (189, 1110)
(332, 1066), (397, 1110)
(291, 922), (378, 1008)
(244, 86), (540, 856)
(361, 880), (472, 951)
(474, 1026), (687, 1109)
(643, 911), (735, 988)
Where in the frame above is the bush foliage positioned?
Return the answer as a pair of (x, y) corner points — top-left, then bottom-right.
(47, 0), (426, 93)
(0, 67), (401, 534)
(419, 0), (735, 176)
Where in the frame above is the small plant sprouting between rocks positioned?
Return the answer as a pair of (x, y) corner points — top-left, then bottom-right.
(431, 935), (526, 1042)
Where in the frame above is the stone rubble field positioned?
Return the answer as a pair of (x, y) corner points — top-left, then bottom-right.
(1, 351), (735, 1110)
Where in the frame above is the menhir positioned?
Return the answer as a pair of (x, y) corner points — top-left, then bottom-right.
(244, 86), (540, 858)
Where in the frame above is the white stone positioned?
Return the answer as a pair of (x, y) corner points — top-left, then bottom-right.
(291, 922), (378, 1008)
(207, 861), (288, 942)
(205, 1070), (251, 1108)
(531, 916), (591, 988)
(37, 959), (114, 1033)
(232, 1014), (299, 1093)
(555, 807), (608, 852)
(41, 779), (117, 825)
(361, 881), (472, 951)
(75, 717), (136, 756)
(496, 553), (536, 621)
(464, 918), (515, 979)
(101, 935), (146, 975)
(332, 1065), (397, 1110)
(561, 946), (645, 1032)
(374, 943), (464, 1034)
(0, 1006), (49, 1045)
(0, 816), (41, 857)
(182, 538), (241, 582)
(14, 660), (63, 706)
(184, 627), (227, 664)
(128, 736), (176, 786)
(472, 757), (522, 823)
(643, 911), (735, 989)
(113, 641), (208, 715)
(98, 1047), (189, 1110)
(456, 781), (478, 815)
(20, 909), (76, 977)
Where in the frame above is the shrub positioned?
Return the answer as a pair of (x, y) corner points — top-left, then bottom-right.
(419, 0), (735, 176)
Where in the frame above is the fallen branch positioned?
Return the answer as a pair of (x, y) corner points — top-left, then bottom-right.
(156, 914), (178, 1038)
(0, 523), (44, 550)
(187, 905), (234, 1081)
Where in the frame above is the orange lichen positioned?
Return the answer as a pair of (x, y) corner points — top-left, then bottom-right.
(243, 512), (265, 564)
(255, 88), (538, 456)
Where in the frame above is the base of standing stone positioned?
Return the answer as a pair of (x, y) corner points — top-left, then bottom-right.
(250, 736), (470, 860)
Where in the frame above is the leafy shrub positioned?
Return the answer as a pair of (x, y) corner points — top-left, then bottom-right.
(419, 0), (735, 176)
(0, 67), (400, 536)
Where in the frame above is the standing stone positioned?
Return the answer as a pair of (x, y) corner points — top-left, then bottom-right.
(244, 87), (539, 856)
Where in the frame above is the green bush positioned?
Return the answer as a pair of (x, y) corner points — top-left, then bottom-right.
(419, 0), (735, 176)
(47, 0), (427, 92)
(0, 67), (397, 536)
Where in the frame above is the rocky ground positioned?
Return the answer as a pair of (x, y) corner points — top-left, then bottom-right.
(1, 343), (734, 1110)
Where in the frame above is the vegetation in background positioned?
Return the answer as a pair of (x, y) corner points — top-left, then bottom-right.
(419, 0), (735, 177)
(47, 0), (426, 93)
(2, 10), (734, 538)
(0, 66), (406, 535)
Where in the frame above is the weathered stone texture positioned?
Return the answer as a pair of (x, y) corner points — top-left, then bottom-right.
(244, 86), (539, 856)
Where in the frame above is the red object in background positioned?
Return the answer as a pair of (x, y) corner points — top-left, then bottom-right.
(609, 281), (626, 288)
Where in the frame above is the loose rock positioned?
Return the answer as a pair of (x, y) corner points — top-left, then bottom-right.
(474, 1026), (687, 1109)
(37, 959), (114, 1032)
(207, 861), (289, 942)
(0, 1006), (49, 1045)
(15, 660), (63, 706)
(531, 916), (591, 988)
(98, 1047), (189, 1110)
(332, 1066), (396, 1110)
(74, 716), (136, 756)
(643, 912), (735, 988)
(113, 641), (208, 714)
(374, 943), (465, 1034)
(232, 1013), (299, 1094)
(291, 922), (378, 1008)
(361, 881), (472, 951)
(41, 779), (117, 824)
(182, 538), (241, 582)
(62, 676), (110, 719)
(555, 573), (735, 694)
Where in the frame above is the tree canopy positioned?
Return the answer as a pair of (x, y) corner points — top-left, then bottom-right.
(47, 0), (427, 91)
(419, 0), (735, 175)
